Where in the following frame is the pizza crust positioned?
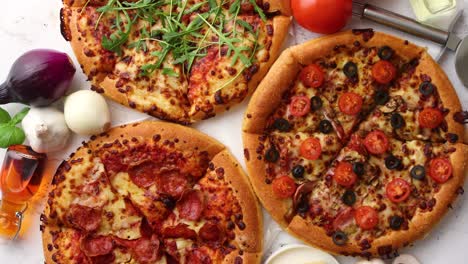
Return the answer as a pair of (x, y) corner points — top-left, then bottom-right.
(223, 251), (262, 264)
(242, 48), (301, 134)
(211, 149), (263, 253)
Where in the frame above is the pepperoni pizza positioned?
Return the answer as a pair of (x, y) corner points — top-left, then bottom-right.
(41, 121), (262, 263)
(243, 30), (467, 257)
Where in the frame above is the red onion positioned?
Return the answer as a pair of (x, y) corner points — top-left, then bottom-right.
(0, 49), (76, 106)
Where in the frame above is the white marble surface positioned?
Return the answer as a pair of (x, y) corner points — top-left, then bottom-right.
(0, 1), (467, 263)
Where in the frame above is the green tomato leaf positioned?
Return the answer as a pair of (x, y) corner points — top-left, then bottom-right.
(10, 107), (30, 125)
(0, 125), (26, 148)
(0, 107), (11, 124)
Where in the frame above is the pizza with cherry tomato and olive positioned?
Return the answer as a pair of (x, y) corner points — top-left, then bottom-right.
(243, 30), (467, 257)
(41, 121), (262, 263)
(60, 0), (290, 124)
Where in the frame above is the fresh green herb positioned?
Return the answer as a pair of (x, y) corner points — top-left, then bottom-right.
(96, 0), (265, 84)
(0, 107), (30, 148)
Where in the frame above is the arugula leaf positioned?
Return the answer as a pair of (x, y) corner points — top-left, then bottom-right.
(0, 125), (26, 148)
(9, 107), (30, 125)
(249, 0), (266, 21)
(0, 107), (11, 123)
(162, 68), (179, 77)
(236, 19), (253, 32)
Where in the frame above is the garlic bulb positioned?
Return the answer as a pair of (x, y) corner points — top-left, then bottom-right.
(21, 107), (71, 153)
(64, 90), (111, 135)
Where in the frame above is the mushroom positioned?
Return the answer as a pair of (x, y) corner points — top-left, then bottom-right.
(21, 107), (71, 153)
(355, 258), (385, 264)
(392, 254), (421, 264)
(64, 90), (111, 135)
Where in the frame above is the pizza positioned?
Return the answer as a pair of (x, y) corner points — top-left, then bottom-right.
(60, 0), (290, 124)
(242, 29), (467, 257)
(41, 121), (262, 263)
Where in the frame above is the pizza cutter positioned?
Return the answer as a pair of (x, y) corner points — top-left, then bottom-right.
(353, 2), (468, 87)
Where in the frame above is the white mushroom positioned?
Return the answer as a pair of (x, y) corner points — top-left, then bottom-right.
(355, 258), (386, 264)
(64, 90), (111, 135)
(21, 107), (71, 153)
(393, 254), (421, 264)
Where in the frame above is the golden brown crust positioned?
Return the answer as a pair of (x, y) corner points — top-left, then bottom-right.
(42, 225), (57, 264)
(211, 149), (263, 253)
(242, 132), (291, 228)
(87, 121), (225, 159)
(223, 251), (262, 264)
(266, 0), (292, 16)
(242, 48), (301, 134)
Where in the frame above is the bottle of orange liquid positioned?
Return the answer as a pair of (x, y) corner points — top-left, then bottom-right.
(0, 145), (46, 239)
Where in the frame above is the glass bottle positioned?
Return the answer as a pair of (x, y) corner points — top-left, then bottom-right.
(0, 145), (46, 239)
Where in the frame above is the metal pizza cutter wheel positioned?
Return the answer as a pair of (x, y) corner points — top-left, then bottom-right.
(353, 2), (468, 88)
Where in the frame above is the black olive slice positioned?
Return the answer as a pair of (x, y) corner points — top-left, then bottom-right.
(352, 162), (365, 176)
(389, 215), (404, 230)
(310, 96), (323, 111)
(378, 46), (394, 60)
(385, 155), (402, 170)
(419, 81), (435, 96)
(343, 62), (358, 78)
(374, 90), (389, 105)
(341, 190), (356, 206)
(265, 147), (279, 162)
(332, 231), (348, 246)
(410, 165), (426, 180)
(291, 165), (305, 179)
(296, 197), (310, 214)
(390, 113), (405, 129)
(273, 118), (291, 132)
(319, 120), (333, 134)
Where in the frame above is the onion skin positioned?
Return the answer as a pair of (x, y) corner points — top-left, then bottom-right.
(0, 49), (76, 106)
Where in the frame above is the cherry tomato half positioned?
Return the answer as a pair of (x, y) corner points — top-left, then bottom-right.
(354, 206), (379, 230)
(364, 130), (389, 155)
(291, 0), (353, 34)
(333, 207), (354, 230)
(386, 178), (411, 203)
(338, 92), (363, 115)
(300, 137), (322, 160)
(300, 64), (325, 88)
(429, 158), (452, 183)
(289, 96), (311, 117)
(272, 176), (297, 198)
(333, 161), (357, 187)
(418, 108), (444, 129)
(372, 61), (397, 84)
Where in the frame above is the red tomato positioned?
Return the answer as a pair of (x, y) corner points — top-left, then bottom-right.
(372, 61), (397, 84)
(333, 161), (357, 187)
(291, 0), (353, 34)
(386, 178), (411, 203)
(333, 207), (354, 230)
(418, 108), (444, 129)
(272, 176), (297, 198)
(429, 158), (452, 183)
(300, 138), (322, 160)
(338, 92), (363, 115)
(363, 130), (389, 155)
(289, 96), (311, 117)
(354, 206), (379, 230)
(300, 64), (325, 88)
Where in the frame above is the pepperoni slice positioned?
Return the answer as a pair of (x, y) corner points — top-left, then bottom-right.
(132, 234), (160, 263)
(68, 204), (102, 232)
(128, 162), (157, 188)
(158, 172), (189, 198)
(177, 190), (204, 221)
(186, 247), (212, 264)
(80, 235), (114, 257)
(199, 222), (224, 243)
(91, 253), (116, 264)
(163, 224), (198, 240)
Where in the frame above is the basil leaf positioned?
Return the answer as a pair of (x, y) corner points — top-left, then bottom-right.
(0, 107), (11, 124)
(9, 107), (30, 125)
(0, 125), (26, 148)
